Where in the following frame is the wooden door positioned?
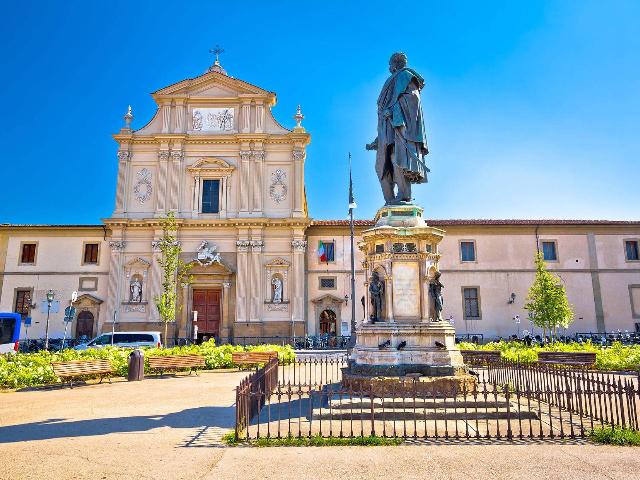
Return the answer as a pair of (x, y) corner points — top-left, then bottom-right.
(76, 311), (94, 339)
(192, 289), (221, 336)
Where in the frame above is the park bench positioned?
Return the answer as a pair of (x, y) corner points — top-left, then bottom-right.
(148, 354), (206, 376)
(461, 350), (502, 365)
(537, 351), (596, 368)
(52, 359), (113, 388)
(232, 351), (278, 369)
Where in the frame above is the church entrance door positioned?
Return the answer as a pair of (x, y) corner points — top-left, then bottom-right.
(193, 289), (221, 338)
(76, 311), (94, 340)
(319, 309), (337, 336)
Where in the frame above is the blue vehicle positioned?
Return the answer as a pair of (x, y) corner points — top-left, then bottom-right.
(0, 313), (21, 354)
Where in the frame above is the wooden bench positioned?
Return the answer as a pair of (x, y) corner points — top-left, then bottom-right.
(52, 359), (114, 388)
(232, 351), (278, 369)
(148, 354), (206, 376)
(537, 351), (596, 368)
(461, 350), (502, 365)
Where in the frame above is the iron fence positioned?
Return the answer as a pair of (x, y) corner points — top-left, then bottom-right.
(235, 357), (279, 438)
(235, 357), (640, 442)
(232, 335), (352, 350)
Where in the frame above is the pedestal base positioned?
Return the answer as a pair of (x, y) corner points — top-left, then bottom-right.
(350, 321), (464, 376)
(341, 371), (477, 397)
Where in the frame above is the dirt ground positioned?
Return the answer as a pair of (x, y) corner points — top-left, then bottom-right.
(1, 371), (640, 480)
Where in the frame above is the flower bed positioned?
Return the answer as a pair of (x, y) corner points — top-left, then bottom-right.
(0, 340), (295, 389)
(458, 340), (640, 371)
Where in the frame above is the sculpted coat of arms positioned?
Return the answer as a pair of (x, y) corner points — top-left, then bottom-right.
(196, 240), (221, 266)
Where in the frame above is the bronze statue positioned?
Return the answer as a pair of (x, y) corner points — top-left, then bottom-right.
(429, 271), (444, 321)
(369, 272), (385, 323)
(366, 52), (429, 205)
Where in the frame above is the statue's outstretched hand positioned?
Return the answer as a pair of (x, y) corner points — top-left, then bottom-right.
(366, 139), (378, 151)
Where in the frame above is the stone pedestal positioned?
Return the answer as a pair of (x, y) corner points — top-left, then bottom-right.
(348, 204), (470, 385)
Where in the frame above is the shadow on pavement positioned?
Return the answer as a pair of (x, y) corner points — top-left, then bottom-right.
(0, 406), (235, 444)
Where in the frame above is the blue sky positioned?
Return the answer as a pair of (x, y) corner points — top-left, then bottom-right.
(0, 0), (638, 223)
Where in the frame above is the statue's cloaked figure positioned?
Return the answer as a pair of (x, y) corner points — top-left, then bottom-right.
(367, 52), (429, 205)
(369, 271), (385, 323)
(429, 271), (444, 321)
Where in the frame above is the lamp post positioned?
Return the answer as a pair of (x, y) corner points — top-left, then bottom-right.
(44, 289), (54, 351)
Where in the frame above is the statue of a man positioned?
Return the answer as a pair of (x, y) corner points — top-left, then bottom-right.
(429, 271), (444, 321)
(366, 52), (429, 205)
(130, 278), (142, 303)
(369, 272), (385, 323)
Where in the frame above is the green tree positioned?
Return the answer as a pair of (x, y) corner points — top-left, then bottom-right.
(153, 212), (192, 347)
(524, 252), (574, 338)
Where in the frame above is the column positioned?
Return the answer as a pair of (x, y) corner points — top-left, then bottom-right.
(107, 240), (126, 330)
(157, 151), (169, 213)
(114, 150), (129, 214)
(170, 150), (182, 211)
(241, 101), (251, 133)
(239, 151), (251, 214)
(384, 260), (394, 322)
(249, 239), (263, 322)
(252, 151), (264, 214)
(292, 149), (304, 215)
(291, 239), (307, 327)
(235, 240), (250, 322)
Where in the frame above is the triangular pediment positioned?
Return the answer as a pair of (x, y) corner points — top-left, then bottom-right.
(311, 294), (345, 305)
(153, 71), (273, 100)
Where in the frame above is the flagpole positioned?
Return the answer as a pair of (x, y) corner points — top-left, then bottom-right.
(348, 153), (357, 347)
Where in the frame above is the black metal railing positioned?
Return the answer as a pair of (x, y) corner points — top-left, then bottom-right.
(231, 335), (352, 350)
(235, 356), (279, 440)
(235, 357), (640, 442)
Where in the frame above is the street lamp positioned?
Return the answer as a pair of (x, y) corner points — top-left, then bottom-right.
(44, 289), (55, 351)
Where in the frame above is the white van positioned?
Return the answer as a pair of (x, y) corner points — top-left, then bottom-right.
(74, 331), (162, 350)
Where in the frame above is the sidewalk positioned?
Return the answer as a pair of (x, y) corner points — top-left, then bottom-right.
(207, 444), (640, 480)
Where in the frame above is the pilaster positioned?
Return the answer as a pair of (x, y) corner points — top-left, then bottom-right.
(236, 239), (250, 322)
(292, 149), (305, 216)
(157, 150), (169, 213)
(115, 150), (130, 214)
(252, 151), (264, 214)
(107, 240), (126, 329)
(239, 151), (251, 214)
(291, 239), (307, 324)
(170, 150), (183, 211)
(249, 237), (264, 321)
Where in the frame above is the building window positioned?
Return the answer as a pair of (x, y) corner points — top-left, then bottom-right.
(463, 287), (481, 319)
(20, 243), (37, 264)
(541, 241), (558, 261)
(318, 240), (335, 263)
(83, 243), (99, 264)
(375, 244), (384, 254)
(319, 277), (336, 289)
(460, 241), (476, 262)
(14, 289), (32, 319)
(201, 179), (220, 214)
(625, 240), (639, 261)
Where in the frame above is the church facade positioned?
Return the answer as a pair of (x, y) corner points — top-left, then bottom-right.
(1, 61), (639, 342)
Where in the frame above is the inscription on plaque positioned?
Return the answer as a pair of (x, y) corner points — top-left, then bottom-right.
(392, 262), (420, 318)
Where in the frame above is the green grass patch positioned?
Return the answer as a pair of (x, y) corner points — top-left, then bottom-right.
(226, 434), (403, 447)
(590, 427), (640, 446)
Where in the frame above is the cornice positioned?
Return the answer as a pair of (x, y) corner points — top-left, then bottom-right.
(102, 217), (312, 229)
(113, 132), (310, 146)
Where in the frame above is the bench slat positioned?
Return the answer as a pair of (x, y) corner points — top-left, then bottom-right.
(232, 351), (278, 365)
(52, 359), (113, 379)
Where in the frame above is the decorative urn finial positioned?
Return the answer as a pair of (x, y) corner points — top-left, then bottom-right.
(123, 105), (134, 131)
(293, 104), (305, 132)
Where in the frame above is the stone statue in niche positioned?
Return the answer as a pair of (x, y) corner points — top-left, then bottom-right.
(429, 271), (444, 321)
(369, 271), (385, 323)
(130, 277), (143, 303)
(272, 276), (283, 303)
